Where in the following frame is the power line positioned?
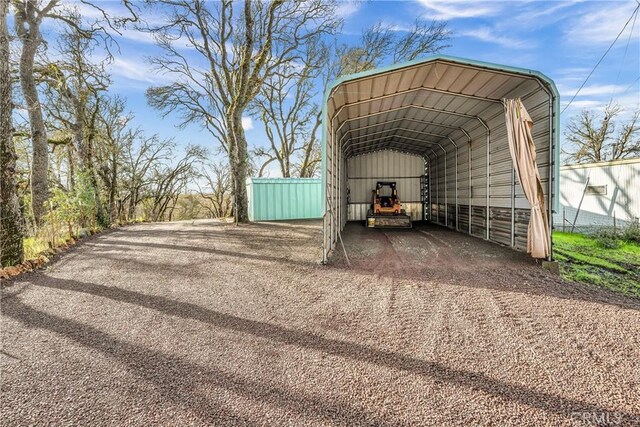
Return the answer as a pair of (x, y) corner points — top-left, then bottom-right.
(562, 2), (640, 114)
(611, 1), (639, 102)
(623, 74), (640, 93)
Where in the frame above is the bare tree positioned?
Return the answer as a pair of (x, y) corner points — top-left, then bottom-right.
(338, 20), (451, 75)
(1, 0), (24, 266)
(12, 0), (121, 225)
(145, 145), (205, 222)
(197, 161), (232, 218)
(121, 133), (173, 221)
(13, 0), (57, 225)
(145, 0), (339, 222)
(252, 19), (450, 179)
(251, 38), (326, 177)
(564, 103), (640, 164)
(95, 95), (133, 224)
(40, 28), (112, 224)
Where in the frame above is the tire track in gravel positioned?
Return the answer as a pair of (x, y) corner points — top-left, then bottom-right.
(412, 227), (569, 409)
(487, 289), (563, 392)
(375, 230), (449, 375)
(490, 276), (639, 400)
(380, 228), (492, 418)
(377, 230), (406, 319)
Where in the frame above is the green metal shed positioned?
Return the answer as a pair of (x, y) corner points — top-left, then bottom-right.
(247, 178), (323, 221)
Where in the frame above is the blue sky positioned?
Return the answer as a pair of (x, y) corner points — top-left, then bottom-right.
(71, 0), (640, 173)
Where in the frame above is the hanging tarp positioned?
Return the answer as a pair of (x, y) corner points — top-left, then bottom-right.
(504, 98), (551, 259)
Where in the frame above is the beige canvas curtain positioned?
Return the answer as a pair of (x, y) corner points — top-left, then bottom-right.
(503, 98), (551, 259)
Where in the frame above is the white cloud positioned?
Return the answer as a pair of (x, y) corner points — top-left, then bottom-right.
(67, 0), (116, 20)
(416, 0), (502, 20)
(108, 56), (175, 85)
(555, 67), (592, 78)
(458, 26), (532, 49)
(510, 0), (583, 26)
(561, 91), (639, 119)
(117, 28), (158, 45)
(559, 84), (629, 98)
(561, 99), (604, 111)
(336, 1), (362, 18)
(564, 2), (640, 45)
(109, 57), (154, 83)
(242, 117), (254, 131)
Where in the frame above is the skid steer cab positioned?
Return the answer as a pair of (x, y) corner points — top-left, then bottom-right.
(366, 181), (412, 228)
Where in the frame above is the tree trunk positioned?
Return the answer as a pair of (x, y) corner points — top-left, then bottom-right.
(73, 100), (108, 226)
(108, 156), (117, 225)
(17, 12), (49, 226)
(229, 112), (249, 223)
(0, 0), (24, 266)
(127, 188), (138, 221)
(67, 143), (75, 190)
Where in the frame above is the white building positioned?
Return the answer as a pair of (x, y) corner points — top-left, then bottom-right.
(555, 158), (640, 231)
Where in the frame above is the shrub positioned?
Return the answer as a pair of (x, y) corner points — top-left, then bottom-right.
(591, 228), (622, 249)
(622, 220), (640, 244)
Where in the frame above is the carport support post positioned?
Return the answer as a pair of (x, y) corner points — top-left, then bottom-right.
(443, 146), (447, 227)
(469, 137), (472, 235)
(484, 126), (490, 240)
(538, 85), (557, 261)
(430, 149), (439, 224)
(485, 131), (491, 240)
(425, 156), (431, 221)
(329, 123), (333, 252)
(336, 127), (339, 242)
(459, 128), (471, 236)
(330, 119), (336, 252)
(511, 166), (516, 247)
(447, 137), (459, 231)
(428, 158), (432, 221)
(548, 93), (557, 261)
(335, 125), (339, 247)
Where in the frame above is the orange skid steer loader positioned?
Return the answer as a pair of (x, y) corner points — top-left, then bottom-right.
(366, 182), (412, 228)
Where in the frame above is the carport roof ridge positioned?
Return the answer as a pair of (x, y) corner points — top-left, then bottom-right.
(323, 54), (559, 102)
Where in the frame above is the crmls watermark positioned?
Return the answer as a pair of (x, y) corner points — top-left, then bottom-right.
(570, 411), (624, 426)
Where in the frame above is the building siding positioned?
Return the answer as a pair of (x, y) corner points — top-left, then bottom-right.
(555, 158), (640, 228)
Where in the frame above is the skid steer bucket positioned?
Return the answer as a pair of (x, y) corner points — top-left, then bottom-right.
(366, 213), (412, 228)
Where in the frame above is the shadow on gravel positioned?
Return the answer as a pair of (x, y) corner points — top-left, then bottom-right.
(10, 276), (639, 424)
(1, 297), (391, 426)
(87, 239), (317, 268)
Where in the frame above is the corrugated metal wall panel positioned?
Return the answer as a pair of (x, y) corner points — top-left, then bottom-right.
(247, 178), (322, 221)
(349, 177), (422, 203)
(347, 151), (425, 221)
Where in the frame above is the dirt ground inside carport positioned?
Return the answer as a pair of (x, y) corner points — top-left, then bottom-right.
(1, 219), (639, 426)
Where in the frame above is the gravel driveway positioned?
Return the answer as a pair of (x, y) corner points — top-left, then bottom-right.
(2, 220), (639, 426)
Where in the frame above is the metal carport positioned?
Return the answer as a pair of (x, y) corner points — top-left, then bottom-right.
(321, 55), (559, 263)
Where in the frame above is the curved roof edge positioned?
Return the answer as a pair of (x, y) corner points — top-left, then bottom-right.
(323, 54), (559, 104)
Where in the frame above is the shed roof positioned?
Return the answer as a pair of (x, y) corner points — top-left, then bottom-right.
(325, 55), (558, 158)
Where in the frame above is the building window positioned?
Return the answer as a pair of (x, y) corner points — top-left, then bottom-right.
(585, 185), (607, 195)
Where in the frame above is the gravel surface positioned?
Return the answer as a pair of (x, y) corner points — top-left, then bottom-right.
(2, 220), (639, 426)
